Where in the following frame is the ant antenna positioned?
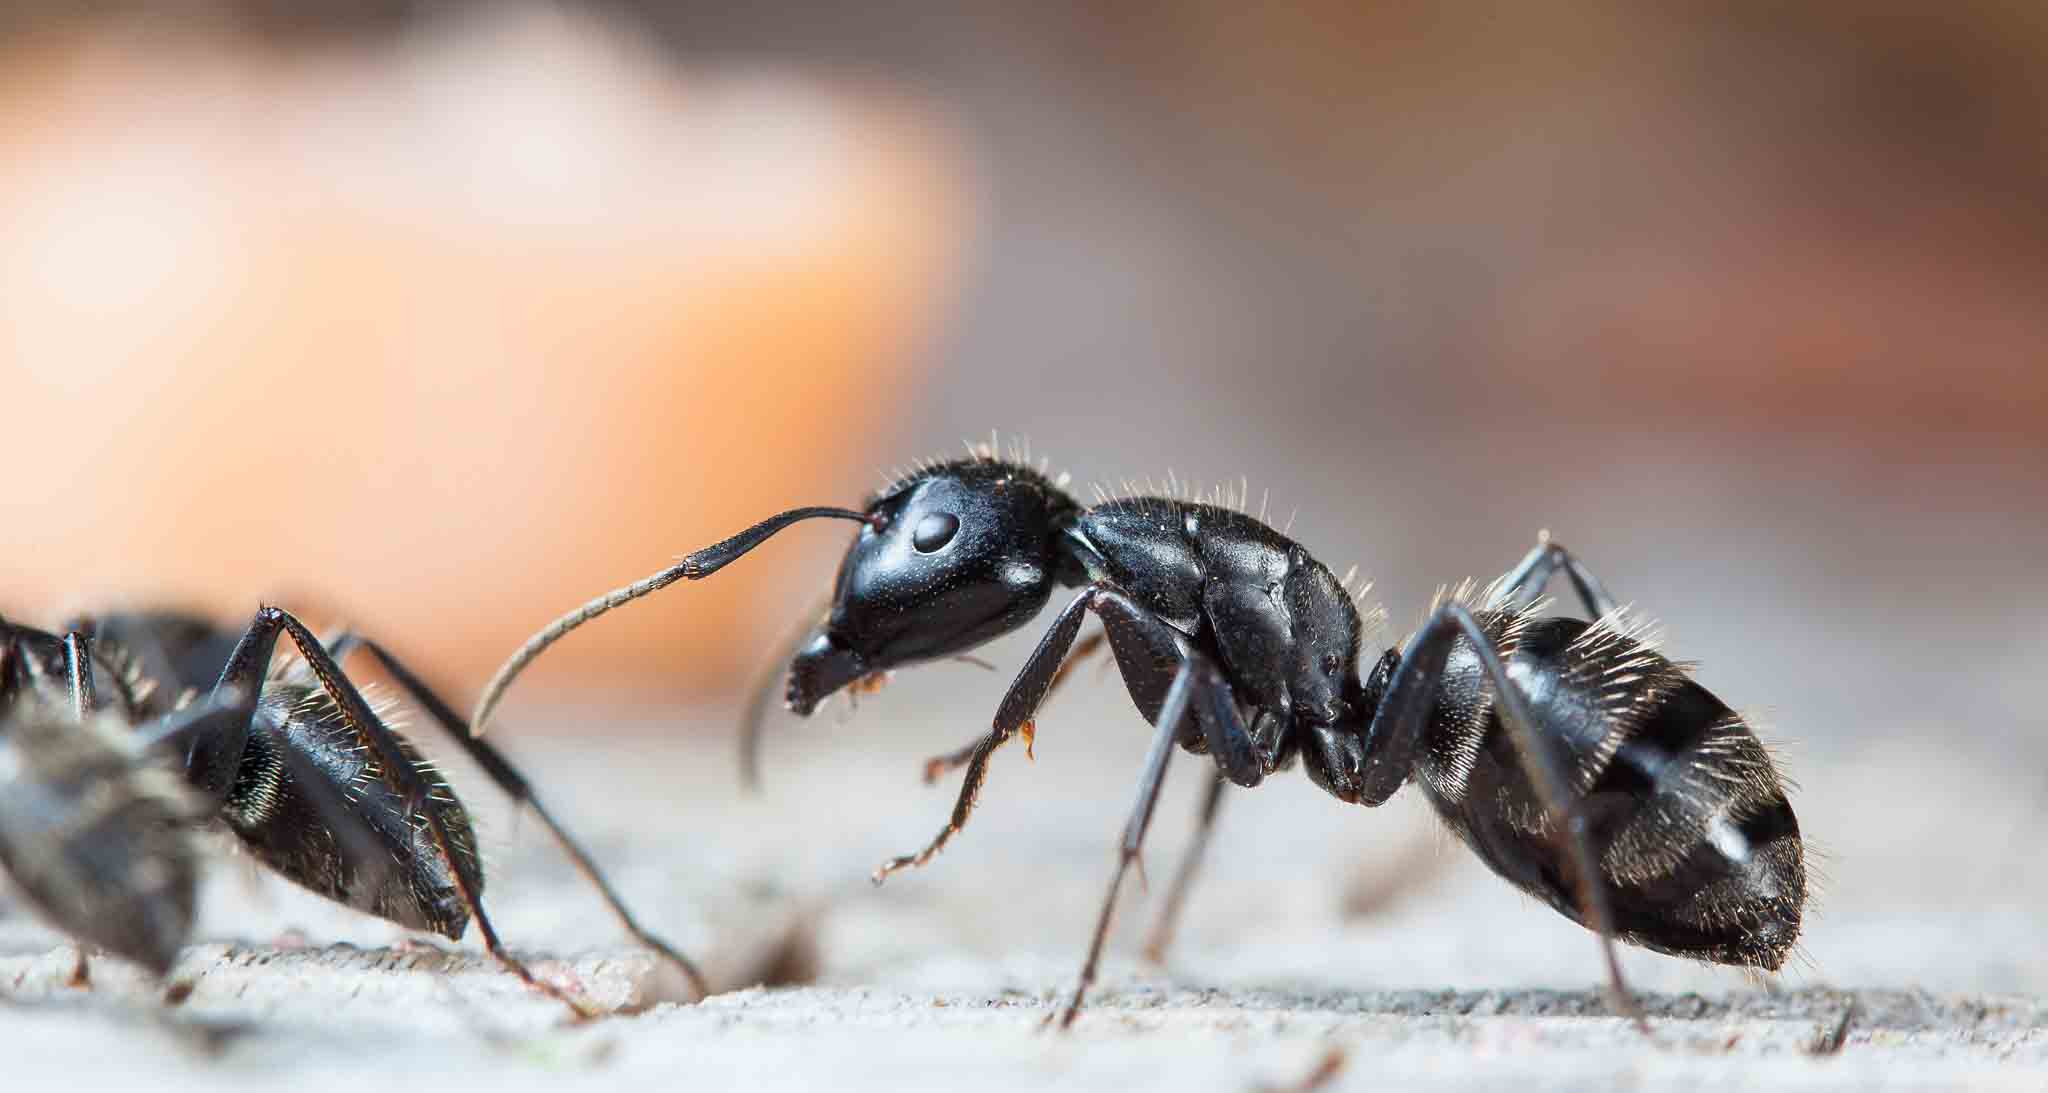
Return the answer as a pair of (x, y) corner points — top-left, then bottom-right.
(470, 506), (870, 737)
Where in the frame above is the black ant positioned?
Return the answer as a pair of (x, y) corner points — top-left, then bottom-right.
(472, 446), (1806, 1030)
(0, 694), (213, 982)
(0, 617), (338, 987)
(2, 607), (707, 1014)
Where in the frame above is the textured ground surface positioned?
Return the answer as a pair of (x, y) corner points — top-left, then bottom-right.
(3, 698), (2045, 1091)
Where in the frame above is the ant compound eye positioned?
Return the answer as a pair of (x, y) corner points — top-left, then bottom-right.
(912, 512), (960, 553)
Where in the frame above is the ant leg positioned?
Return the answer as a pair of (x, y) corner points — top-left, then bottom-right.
(1356, 604), (1647, 1032)
(1048, 662), (1187, 1030)
(213, 606), (598, 1020)
(1141, 771), (1228, 964)
(1050, 631), (1250, 1030)
(327, 633), (709, 999)
(918, 737), (982, 785)
(919, 631), (1108, 783)
(53, 630), (98, 994)
(1497, 535), (1621, 618)
(875, 584), (1232, 884)
(62, 615), (154, 714)
(872, 588), (1103, 882)
(61, 633), (95, 720)
(62, 624), (164, 722)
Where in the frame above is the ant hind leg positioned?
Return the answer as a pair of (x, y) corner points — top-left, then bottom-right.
(1497, 535), (1622, 618)
(1355, 602), (1649, 1034)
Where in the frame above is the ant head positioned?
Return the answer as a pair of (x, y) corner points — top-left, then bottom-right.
(786, 457), (1078, 715)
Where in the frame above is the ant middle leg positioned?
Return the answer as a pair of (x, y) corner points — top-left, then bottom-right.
(1048, 660), (1189, 1029)
(325, 632), (709, 999)
(1050, 596), (1254, 1028)
(1141, 704), (1292, 962)
(1142, 770), (1227, 964)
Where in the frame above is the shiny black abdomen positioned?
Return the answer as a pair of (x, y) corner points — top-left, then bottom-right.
(222, 684), (480, 940)
(1415, 616), (1804, 968)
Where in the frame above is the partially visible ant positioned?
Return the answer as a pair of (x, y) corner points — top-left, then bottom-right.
(2, 606), (707, 1014)
(0, 619), (360, 988)
(0, 696), (210, 981)
(473, 444), (1806, 1031)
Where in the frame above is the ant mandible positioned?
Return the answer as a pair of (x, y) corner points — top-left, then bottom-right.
(472, 444), (1806, 1030)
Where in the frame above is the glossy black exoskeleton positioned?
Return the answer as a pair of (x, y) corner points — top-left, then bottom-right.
(473, 447), (1806, 1030)
(2, 607), (706, 1012)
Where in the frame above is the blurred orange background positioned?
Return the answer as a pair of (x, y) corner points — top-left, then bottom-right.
(2, 2), (2043, 751)
(2, 6), (970, 690)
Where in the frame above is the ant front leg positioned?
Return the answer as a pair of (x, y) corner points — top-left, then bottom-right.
(325, 632), (708, 1000)
(874, 585), (1252, 884)
(1348, 603), (1648, 1032)
(213, 607), (599, 1020)
(870, 589), (1100, 883)
(918, 631), (1109, 784)
(866, 583), (1261, 1026)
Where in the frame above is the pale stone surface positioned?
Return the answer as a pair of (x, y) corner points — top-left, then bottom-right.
(2, 701), (2044, 1091)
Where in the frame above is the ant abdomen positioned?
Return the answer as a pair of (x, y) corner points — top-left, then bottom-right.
(1411, 608), (1805, 970)
(226, 674), (482, 940)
